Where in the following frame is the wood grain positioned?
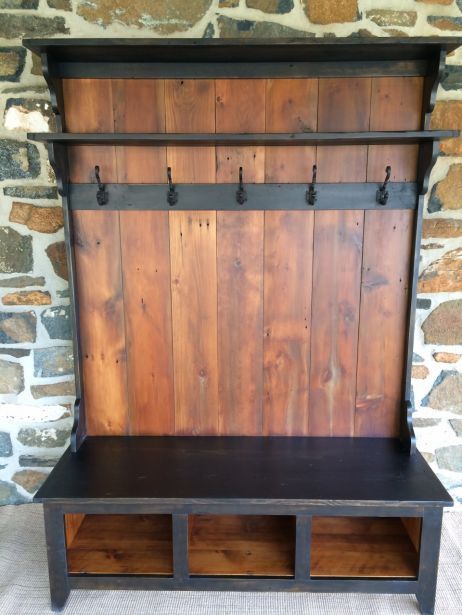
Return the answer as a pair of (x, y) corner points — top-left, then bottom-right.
(355, 210), (413, 437)
(217, 211), (264, 435)
(216, 79), (265, 183)
(189, 515), (295, 577)
(112, 79), (166, 183)
(73, 210), (129, 435)
(368, 77), (424, 182)
(165, 79), (215, 183)
(265, 78), (317, 183)
(170, 211), (219, 435)
(64, 514), (85, 546)
(263, 211), (313, 435)
(67, 514), (173, 575)
(120, 212), (175, 435)
(317, 78), (371, 183)
(62, 79), (117, 183)
(311, 516), (419, 578)
(309, 210), (363, 436)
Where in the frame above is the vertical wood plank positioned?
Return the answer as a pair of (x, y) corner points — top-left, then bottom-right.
(216, 79), (266, 183)
(62, 79), (117, 183)
(73, 210), (129, 435)
(165, 79), (215, 182)
(263, 211), (313, 436)
(368, 77), (423, 182)
(317, 78), (371, 182)
(170, 211), (219, 435)
(217, 211), (264, 435)
(265, 78), (318, 183)
(309, 210), (363, 436)
(120, 211), (175, 435)
(355, 210), (413, 437)
(112, 79), (166, 183)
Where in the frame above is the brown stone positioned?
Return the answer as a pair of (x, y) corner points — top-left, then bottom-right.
(421, 451), (435, 464)
(0, 48), (26, 82)
(0, 311), (36, 343)
(304, 0), (359, 25)
(367, 10), (417, 27)
(422, 218), (462, 239)
(430, 164), (462, 212)
(247, 0), (293, 13)
(47, 0), (71, 9)
(415, 0), (453, 4)
(422, 300), (462, 345)
(9, 202), (63, 234)
(0, 358), (24, 393)
(412, 365), (430, 379)
(76, 0), (213, 34)
(31, 380), (75, 399)
(433, 352), (461, 363)
(423, 371), (462, 413)
(418, 247), (462, 293)
(219, 0), (238, 5)
(428, 16), (462, 31)
(2, 290), (51, 306)
(431, 101), (462, 155)
(12, 469), (47, 494)
(45, 241), (68, 280)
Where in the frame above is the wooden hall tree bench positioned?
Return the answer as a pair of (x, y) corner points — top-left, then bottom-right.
(24, 38), (459, 615)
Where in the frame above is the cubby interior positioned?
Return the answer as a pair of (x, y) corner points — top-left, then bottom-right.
(311, 516), (422, 579)
(65, 514), (173, 575)
(188, 515), (295, 577)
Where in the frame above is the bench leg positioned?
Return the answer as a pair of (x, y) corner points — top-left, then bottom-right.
(416, 508), (443, 615)
(43, 504), (70, 611)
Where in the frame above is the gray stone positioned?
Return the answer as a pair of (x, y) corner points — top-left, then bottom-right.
(441, 65), (462, 92)
(0, 311), (36, 343)
(0, 359), (24, 394)
(217, 15), (314, 37)
(0, 348), (30, 358)
(40, 305), (71, 340)
(0, 480), (27, 505)
(0, 432), (13, 457)
(416, 298), (431, 310)
(422, 371), (462, 414)
(47, 0), (71, 9)
(57, 288), (69, 299)
(0, 227), (33, 274)
(0, 15), (68, 39)
(0, 0), (38, 6)
(4, 98), (56, 132)
(413, 417), (440, 428)
(3, 185), (58, 199)
(0, 275), (45, 288)
(450, 419), (462, 438)
(19, 454), (59, 467)
(246, 0), (294, 13)
(413, 353), (424, 363)
(34, 346), (74, 377)
(435, 445), (462, 473)
(0, 141), (40, 181)
(31, 380), (75, 399)
(0, 47), (26, 82)
(202, 22), (215, 38)
(17, 426), (70, 448)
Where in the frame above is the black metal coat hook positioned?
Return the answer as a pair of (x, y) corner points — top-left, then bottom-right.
(167, 166), (178, 206)
(236, 166), (247, 205)
(306, 164), (317, 206)
(94, 165), (108, 206)
(377, 165), (391, 205)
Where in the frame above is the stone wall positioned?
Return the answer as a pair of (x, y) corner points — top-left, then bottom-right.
(0, 0), (461, 506)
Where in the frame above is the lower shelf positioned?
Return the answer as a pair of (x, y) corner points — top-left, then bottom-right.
(311, 516), (421, 579)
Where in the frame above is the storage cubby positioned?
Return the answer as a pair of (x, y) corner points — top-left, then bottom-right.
(65, 514), (173, 576)
(188, 515), (295, 577)
(311, 516), (421, 579)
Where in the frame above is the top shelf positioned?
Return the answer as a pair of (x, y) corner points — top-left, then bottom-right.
(28, 130), (458, 146)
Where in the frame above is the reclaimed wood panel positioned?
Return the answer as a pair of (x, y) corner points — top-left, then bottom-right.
(112, 79), (166, 183)
(265, 78), (317, 183)
(170, 211), (219, 435)
(216, 79), (266, 183)
(317, 78), (371, 182)
(120, 212), (175, 435)
(64, 514), (85, 546)
(189, 515), (295, 577)
(263, 211), (313, 435)
(73, 210), (129, 435)
(62, 79), (117, 183)
(165, 79), (215, 182)
(309, 210), (363, 436)
(311, 516), (419, 578)
(67, 514), (173, 575)
(368, 77), (423, 182)
(355, 210), (413, 437)
(217, 211), (264, 435)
